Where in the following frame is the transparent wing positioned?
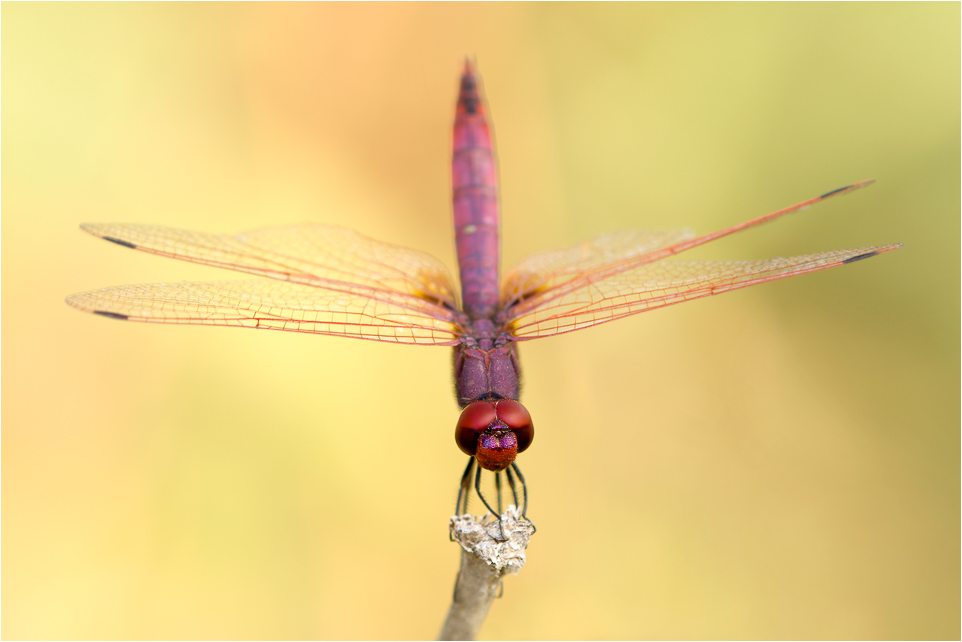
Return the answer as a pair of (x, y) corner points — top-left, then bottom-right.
(501, 180), (877, 314)
(66, 279), (462, 345)
(81, 223), (460, 311)
(505, 244), (901, 339)
(70, 223), (464, 345)
(501, 229), (697, 307)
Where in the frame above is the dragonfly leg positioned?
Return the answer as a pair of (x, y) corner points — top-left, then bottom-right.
(474, 463), (507, 541)
(494, 470), (503, 514)
(510, 462), (535, 533)
(456, 457), (475, 516)
(451, 458), (476, 543)
(505, 465), (520, 512)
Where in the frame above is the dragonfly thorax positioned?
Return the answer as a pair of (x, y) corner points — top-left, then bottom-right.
(460, 317), (500, 347)
(454, 336), (519, 408)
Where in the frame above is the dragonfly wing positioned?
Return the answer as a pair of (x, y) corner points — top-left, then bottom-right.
(506, 244), (902, 339)
(66, 279), (463, 346)
(502, 180), (877, 316)
(81, 223), (461, 312)
(501, 229), (697, 308)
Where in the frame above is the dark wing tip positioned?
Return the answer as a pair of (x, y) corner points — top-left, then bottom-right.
(94, 310), (130, 320)
(103, 235), (138, 249)
(820, 185), (851, 199)
(819, 179), (876, 200)
(842, 251), (880, 264)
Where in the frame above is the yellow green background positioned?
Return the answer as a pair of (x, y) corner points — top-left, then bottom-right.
(3, 3), (958, 639)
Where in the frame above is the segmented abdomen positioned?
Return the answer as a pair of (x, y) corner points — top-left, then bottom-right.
(452, 62), (500, 320)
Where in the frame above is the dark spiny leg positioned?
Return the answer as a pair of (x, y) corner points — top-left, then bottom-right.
(510, 462), (535, 533)
(495, 470), (503, 514)
(456, 457), (475, 516)
(509, 462), (529, 518)
(505, 465), (520, 512)
(474, 464), (507, 541)
(451, 458), (476, 542)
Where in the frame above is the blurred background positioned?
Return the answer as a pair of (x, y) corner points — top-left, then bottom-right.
(2, 4), (958, 639)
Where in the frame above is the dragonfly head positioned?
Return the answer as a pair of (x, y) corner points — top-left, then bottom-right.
(455, 399), (533, 471)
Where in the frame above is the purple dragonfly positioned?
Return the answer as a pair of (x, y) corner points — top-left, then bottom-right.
(67, 61), (901, 529)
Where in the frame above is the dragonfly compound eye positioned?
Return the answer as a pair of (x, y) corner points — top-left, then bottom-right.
(495, 400), (534, 453)
(455, 401), (497, 456)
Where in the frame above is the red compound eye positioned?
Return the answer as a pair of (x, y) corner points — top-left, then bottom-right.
(454, 401), (497, 456)
(495, 400), (534, 453)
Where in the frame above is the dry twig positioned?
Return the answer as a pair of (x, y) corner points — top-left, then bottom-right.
(438, 507), (535, 641)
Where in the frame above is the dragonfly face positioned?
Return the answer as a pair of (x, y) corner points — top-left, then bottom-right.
(455, 399), (533, 472)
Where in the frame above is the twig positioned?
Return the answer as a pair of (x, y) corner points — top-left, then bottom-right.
(438, 507), (535, 641)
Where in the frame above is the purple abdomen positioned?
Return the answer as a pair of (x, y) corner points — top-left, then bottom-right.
(452, 62), (500, 320)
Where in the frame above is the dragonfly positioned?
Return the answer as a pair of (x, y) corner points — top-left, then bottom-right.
(67, 61), (901, 532)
